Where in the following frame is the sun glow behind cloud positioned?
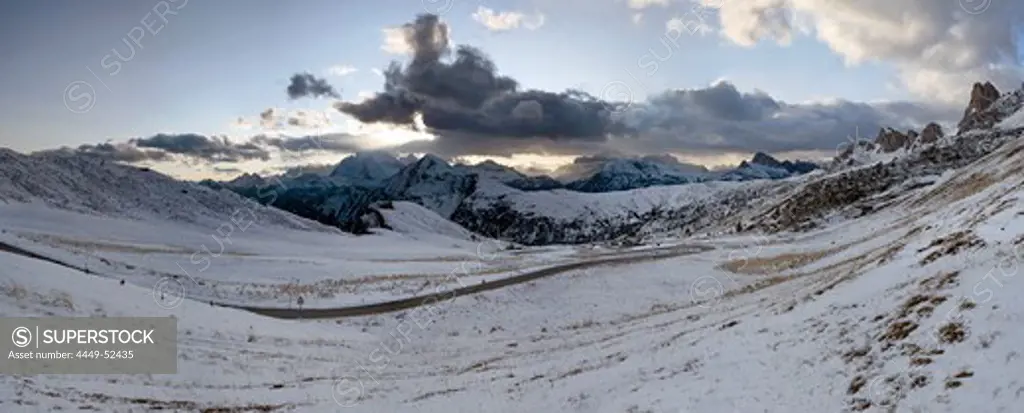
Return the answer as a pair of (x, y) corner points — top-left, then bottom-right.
(346, 112), (435, 149)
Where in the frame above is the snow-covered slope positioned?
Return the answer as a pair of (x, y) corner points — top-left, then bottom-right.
(365, 201), (482, 242)
(452, 177), (786, 245)
(0, 200), (571, 308)
(0, 149), (332, 232)
(751, 88), (1024, 234)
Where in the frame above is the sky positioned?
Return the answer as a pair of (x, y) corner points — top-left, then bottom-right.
(0, 0), (1021, 179)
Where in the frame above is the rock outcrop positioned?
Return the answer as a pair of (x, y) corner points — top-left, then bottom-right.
(919, 123), (944, 144)
(958, 82), (1002, 133)
(874, 128), (913, 153)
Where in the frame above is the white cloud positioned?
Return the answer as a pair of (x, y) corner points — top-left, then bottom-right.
(702, 0), (1024, 103)
(381, 17), (451, 54)
(632, 13), (644, 24)
(381, 27), (413, 54)
(246, 107), (335, 131)
(627, 0), (669, 10)
(326, 65), (357, 77)
(471, 7), (546, 31)
(667, 14), (713, 37)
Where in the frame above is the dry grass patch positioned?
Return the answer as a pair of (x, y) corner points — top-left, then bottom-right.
(23, 233), (259, 256)
(937, 322), (968, 344)
(918, 232), (985, 266)
(720, 248), (839, 275)
(847, 375), (867, 395)
(911, 171), (998, 209)
(879, 320), (920, 342)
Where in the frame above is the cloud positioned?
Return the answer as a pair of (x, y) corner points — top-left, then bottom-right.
(612, 80), (959, 155)
(381, 16), (450, 55)
(382, 80), (955, 159)
(281, 13), (961, 160)
(213, 166), (243, 174)
(73, 142), (171, 163)
(271, 163), (337, 177)
(286, 110), (333, 129)
(471, 7), (546, 31)
(667, 13), (713, 37)
(259, 108), (279, 129)
(627, 0), (669, 10)
(703, 0), (1024, 102)
(318, 14), (626, 149)
(326, 65), (358, 77)
(130, 133), (272, 162)
(258, 108), (333, 130)
(65, 132), (367, 165)
(286, 72), (340, 100)
(251, 134), (363, 153)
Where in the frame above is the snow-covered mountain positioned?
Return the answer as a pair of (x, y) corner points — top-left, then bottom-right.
(0, 148), (335, 233)
(329, 150), (408, 184)
(718, 152), (821, 181)
(562, 156), (709, 192)
(381, 154), (477, 219)
(360, 200), (483, 243)
(205, 150), (818, 244)
(456, 160), (563, 191)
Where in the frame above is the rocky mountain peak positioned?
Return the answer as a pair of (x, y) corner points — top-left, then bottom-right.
(750, 152), (782, 168)
(475, 159), (505, 169)
(227, 172), (266, 187)
(416, 153), (451, 169)
(958, 81), (1002, 133)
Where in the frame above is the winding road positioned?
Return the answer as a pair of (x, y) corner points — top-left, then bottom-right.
(1, 240), (712, 320)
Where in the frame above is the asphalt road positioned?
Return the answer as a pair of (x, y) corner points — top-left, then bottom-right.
(1, 239), (712, 320)
(227, 243), (713, 319)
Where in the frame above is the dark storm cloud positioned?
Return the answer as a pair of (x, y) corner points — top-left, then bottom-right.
(251, 134), (362, 153)
(73, 142), (171, 163)
(289, 14), (626, 145)
(63, 131), (368, 165)
(287, 73), (341, 100)
(613, 82), (960, 155)
(282, 14), (961, 159)
(380, 80), (957, 158)
(647, 82), (782, 121)
(390, 132), (605, 159)
(130, 133), (271, 162)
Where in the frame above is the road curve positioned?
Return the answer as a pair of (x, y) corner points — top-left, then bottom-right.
(228, 244), (713, 319)
(1, 239), (712, 320)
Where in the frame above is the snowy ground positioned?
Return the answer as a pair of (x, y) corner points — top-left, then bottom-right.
(3, 139), (1024, 412)
(0, 203), (590, 308)
(4, 150), (1024, 412)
